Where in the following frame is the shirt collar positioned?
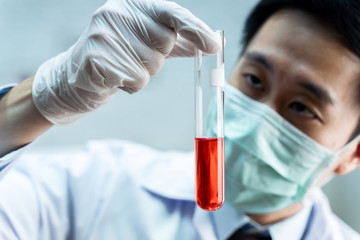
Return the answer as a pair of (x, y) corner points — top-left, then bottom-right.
(267, 193), (313, 240)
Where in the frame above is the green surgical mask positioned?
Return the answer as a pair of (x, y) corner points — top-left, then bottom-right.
(208, 83), (359, 214)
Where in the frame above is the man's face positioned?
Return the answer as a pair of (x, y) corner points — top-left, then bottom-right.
(229, 9), (360, 151)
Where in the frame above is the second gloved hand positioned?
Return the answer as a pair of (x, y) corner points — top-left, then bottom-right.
(32, 0), (221, 125)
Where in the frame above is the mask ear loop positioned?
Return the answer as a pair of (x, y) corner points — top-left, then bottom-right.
(309, 134), (360, 190)
(331, 134), (360, 166)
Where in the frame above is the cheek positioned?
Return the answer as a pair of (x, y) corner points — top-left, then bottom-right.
(314, 113), (359, 151)
(311, 129), (345, 151)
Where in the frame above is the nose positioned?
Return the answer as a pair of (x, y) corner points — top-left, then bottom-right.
(258, 95), (282, 115)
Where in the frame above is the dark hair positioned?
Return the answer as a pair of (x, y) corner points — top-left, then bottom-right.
(241, 0), (360, 141)
(241, 0), (360, 57)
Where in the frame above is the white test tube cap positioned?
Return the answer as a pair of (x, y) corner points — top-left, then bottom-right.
(210, 68), (225, 87)
(210, 30), (225, 87)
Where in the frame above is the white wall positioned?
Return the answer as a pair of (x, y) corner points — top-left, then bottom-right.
(1, 0), (359, 233)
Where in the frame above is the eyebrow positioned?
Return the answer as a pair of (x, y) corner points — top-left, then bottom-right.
(244, 52), (274, 72)
(297, 81), (334, 105)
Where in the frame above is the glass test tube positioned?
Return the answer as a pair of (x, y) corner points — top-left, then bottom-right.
(195, 30), (225, 211)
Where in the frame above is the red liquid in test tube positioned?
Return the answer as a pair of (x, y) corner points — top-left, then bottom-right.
(195, 137), (224, 211)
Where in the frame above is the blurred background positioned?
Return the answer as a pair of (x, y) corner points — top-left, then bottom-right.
(1, 0), (359, 233)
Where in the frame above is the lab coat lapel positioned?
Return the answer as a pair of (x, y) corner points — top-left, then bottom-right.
(301, 191), (344, 240)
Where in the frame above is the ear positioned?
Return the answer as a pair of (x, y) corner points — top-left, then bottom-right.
(334, 142), (360, 175)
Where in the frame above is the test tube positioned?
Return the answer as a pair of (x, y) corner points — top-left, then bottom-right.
(194, 30), (225, 211)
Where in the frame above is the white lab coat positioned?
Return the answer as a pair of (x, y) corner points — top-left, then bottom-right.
(0, 139), (359, 240)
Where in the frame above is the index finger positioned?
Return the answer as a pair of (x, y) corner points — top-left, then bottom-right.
(153, 1), (221, 54)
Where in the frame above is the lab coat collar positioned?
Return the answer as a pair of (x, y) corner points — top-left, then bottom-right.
(132, 141), (315, 240)
(135, 147), (250, 239)
(209, 202), (250, 239)
(192, 207), (218, 240)
(206, 200), (312, 240)
(139, 150), (196, 201)
(192, 202), (270, 240)
(134, 143), (308, 240)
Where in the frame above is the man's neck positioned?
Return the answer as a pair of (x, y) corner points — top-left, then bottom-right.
(247, 202), (303, 225)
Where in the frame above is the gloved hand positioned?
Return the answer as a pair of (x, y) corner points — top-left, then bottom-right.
(32, 0), (221, 125)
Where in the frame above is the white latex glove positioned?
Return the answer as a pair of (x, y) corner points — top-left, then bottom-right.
(33, 0), (221, 125)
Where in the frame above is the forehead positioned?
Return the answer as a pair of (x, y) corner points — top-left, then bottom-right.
(243, 9), (360, 106)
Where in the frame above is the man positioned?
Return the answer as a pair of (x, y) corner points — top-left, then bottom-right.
(0, 0), (359, 239)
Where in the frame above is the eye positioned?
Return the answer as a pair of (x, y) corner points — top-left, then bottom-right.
(289, 102), (317, 119)
(243, 74), (264, 90)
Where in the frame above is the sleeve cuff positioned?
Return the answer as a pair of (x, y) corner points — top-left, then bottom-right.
(0, 144), (26, 180)
(0, 83), (21, 179)
(0, 84), (17, 100)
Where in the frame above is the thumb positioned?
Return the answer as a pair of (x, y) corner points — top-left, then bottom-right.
(153, 1), (221, 55)
(167, 35), (196, 58)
